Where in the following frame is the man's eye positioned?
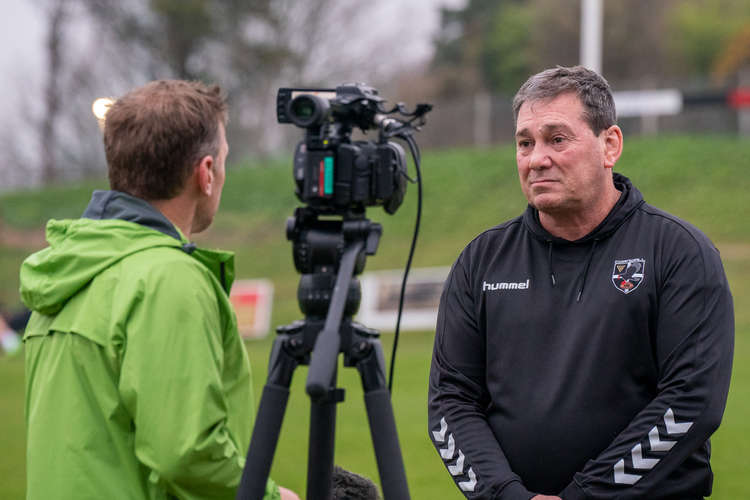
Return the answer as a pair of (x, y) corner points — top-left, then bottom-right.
(552, 136), (565, 144)
(518, 140), (531, 148)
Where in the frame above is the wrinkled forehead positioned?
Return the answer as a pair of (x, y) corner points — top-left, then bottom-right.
(515, 93), (587, 133)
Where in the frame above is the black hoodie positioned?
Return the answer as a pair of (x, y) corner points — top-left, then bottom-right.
(428, 173), (734, 499)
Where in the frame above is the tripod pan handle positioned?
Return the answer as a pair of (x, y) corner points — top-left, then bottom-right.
(306, 239), (363, 399)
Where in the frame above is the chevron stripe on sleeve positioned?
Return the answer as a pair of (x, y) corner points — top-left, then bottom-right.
(612, 408), (694, 485)
(432, 417), (478, 492)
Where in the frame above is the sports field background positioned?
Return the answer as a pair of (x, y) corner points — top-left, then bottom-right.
(1, 135), (748, 498)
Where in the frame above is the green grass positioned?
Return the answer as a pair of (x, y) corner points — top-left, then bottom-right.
(0, 181), (109, 230)
(0, 354), (25, 499)
(1, 135), (749, 498)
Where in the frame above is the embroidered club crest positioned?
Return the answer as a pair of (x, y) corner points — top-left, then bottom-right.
(612, 258), (645, 294)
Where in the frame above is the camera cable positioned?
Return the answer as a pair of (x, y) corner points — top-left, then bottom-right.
(387, 133), (422, 394)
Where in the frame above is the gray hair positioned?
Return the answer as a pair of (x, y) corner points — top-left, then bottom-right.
(512, 66), (617, 135)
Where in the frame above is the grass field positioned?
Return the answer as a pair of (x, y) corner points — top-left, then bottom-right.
(1, 135), (748, 498)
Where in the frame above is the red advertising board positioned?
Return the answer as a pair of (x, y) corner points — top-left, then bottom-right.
(229, 279), (274, 340)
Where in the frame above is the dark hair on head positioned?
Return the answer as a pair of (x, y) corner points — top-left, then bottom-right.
(512, 65), (616, 135)
(103, 79), (228, 200)
(332, 466), (381, 500)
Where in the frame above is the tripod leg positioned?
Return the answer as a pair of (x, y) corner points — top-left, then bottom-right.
(356, 342), (411, 500)
(238, 385), (290, 500)
(306, 383), (340, 500)
(236, 336), (300, 500)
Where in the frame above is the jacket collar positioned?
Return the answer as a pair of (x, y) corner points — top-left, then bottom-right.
(82, 190), (182, 241)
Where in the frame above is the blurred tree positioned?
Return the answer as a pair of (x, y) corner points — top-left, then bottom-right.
(666, 0), (750, 81)
(82, 0), (286, 81)
(481, 2), (535, 95)
(524, 0), (579, 80)
(22, 0), (106, 186)
(40, 0), (68, 184)
(431, 0), (585, 96)
(81, 0), (398, 156)
(431, 0), (505, 95)
(600, 0), (673, 85)
(82, 0), (294, 153)
(432, 0), (581, 96)
(712, 24), (750, 82)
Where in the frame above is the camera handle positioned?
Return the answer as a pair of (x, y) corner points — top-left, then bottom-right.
(236, 228), (410, 500)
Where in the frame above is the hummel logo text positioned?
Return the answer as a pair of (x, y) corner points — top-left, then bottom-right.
(482, 279), (530, 291)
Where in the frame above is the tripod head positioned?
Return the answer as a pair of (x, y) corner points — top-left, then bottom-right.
(286, 206), (381, 311)
(284, 206), (383, 399)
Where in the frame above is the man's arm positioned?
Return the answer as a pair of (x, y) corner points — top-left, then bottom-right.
(429, 259), (535, 500)
(118, 259), (278, 500)
(560, 232), (734, 499)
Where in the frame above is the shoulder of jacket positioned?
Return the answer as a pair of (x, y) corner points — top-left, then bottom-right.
(452, 216), (525, 272)
(634, 203), (722, 274)
(462, 216), (524, 254)
(118, 246), (215, 285)
(636, 203), (716, 248)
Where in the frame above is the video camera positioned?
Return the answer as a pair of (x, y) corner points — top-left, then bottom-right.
(277, 83), (431, 214)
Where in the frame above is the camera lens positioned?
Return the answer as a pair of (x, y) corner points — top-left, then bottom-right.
(291, 98), (314, 119)
(288, 94), (330, 128)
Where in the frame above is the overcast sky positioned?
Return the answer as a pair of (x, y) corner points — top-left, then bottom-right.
(0, 2), (43, 71)
(1, 2), (44, 116)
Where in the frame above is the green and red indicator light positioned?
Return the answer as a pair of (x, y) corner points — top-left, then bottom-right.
(319, 156), (334, 196)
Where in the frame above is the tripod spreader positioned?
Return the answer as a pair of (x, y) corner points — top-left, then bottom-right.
(237, 318), (410, 500)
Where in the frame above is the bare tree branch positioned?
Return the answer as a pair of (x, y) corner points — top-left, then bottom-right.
(40, 0), (69, 184)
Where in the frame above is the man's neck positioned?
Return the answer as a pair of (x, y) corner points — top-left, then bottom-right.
(149, 196), (196, 240)
(539, 188), (621, 241)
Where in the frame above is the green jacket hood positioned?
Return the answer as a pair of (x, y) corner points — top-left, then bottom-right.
(20, 190), (234, 315)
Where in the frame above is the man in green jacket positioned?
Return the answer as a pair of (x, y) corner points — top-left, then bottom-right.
(20, 80), (299, 500)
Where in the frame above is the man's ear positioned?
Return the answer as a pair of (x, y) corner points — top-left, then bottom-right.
(603, 125), (623, 169)
(196, 154), (215, 196)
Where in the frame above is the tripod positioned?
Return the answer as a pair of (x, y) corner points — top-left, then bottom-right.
(236, 207), (411, 500)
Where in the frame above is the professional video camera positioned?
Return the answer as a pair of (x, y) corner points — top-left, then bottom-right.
(238, 84), (430, 500)
(277, 83), (431, 214)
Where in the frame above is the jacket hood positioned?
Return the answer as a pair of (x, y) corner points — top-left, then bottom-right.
(20, 190), (234, 315)
(522, 172), (644, 244)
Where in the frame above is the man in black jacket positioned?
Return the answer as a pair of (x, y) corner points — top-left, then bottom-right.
(428, 66), (734, 500)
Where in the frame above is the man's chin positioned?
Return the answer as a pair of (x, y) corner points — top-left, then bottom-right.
(529, 195), (564, 213)
(192, 217), (214, 235)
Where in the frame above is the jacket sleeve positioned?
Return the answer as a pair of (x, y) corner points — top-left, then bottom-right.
(118, 259), (279, 500)
(560, 234), (734, 499)
(429, 258), (536, 500)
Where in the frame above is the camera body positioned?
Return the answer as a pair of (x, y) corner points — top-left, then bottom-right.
(277, 84), (407, 214)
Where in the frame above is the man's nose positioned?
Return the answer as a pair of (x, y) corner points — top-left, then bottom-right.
(528, 143), (553, 170)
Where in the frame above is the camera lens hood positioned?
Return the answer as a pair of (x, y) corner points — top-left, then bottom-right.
(288, 94), (330, 128)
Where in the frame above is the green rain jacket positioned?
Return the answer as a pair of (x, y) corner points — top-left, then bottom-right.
(20, 191), (279, 500)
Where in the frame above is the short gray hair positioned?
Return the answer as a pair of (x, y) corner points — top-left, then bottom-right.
(512, 66), (616, 135)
